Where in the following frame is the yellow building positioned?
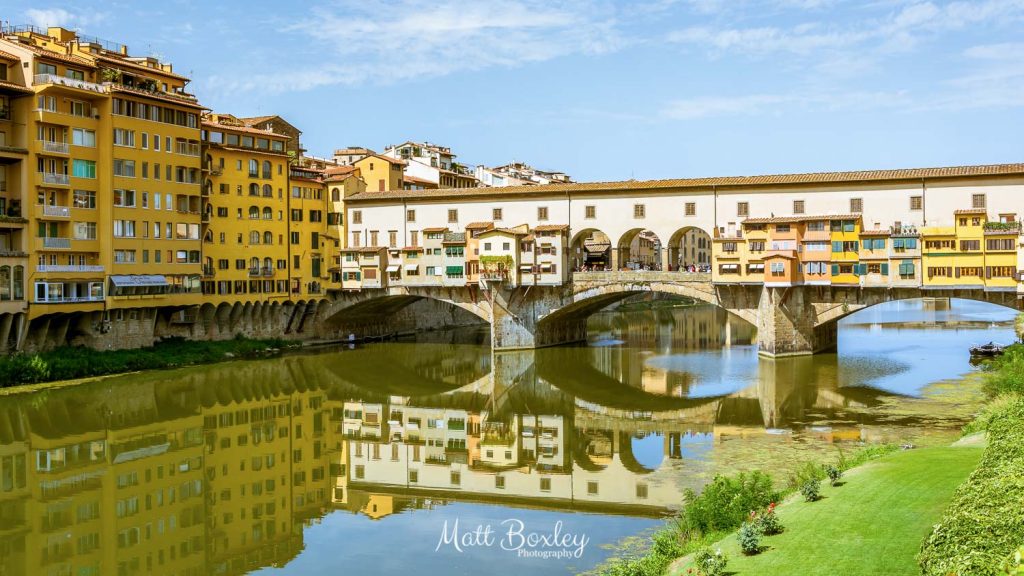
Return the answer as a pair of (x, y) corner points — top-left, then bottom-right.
(353, 154), (404, 192)
(0, 26), (205, 348)
(829, 216), (861, 286)
(712, 221), (766, 283)
(288, 165), (330, 298)
(200, 114), (291, 303)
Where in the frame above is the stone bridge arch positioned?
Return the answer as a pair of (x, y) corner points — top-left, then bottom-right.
(810, 289), (1023, 332)
(315, 288), (493, 340)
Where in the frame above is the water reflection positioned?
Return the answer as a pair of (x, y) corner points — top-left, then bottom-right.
(0, 300), (1015, 576)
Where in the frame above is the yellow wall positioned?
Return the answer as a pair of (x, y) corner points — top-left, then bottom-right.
(354, 156), (403, 192)
(829, 217), (861, 285)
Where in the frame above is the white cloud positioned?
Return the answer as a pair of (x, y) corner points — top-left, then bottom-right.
(23, 7), (106, 30)
(661, 90), (913, 119)
(212, 0), (624, 94)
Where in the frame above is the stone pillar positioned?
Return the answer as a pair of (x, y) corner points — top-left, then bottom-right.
(756, 285), (827, 357)
(659, 247), (671, 271)
(490, 285), (585, 351)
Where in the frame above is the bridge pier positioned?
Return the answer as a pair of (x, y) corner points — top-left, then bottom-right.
(490, 286), (587, 350)
(756, 286), (836, 357)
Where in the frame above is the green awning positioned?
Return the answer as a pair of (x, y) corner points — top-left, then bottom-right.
(445, 266), (464, 274)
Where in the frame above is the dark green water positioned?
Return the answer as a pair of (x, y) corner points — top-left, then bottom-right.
(0, 299), (1015, 575)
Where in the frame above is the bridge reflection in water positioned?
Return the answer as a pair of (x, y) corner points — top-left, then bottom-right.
(0, 304), (969, 576)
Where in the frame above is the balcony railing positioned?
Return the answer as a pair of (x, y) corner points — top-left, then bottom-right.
(37, 264), (104, 272)
(42, 205), (70, 218)
(42, 172), (69, 185)
(42, 237), (71, 249)
(40, 141), (69, 155)
(202, 265), (215, 277)
(176, 142), (200, 156)
(262, 267), (274, 277)
(33, 74), (107, 94)
(35, 295), (105, 304)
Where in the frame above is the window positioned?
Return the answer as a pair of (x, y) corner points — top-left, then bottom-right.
(113, 189), (136, 207)
(898, 260), (915, 278)
(492, 208), (503, 221)
(972, 194), (986, 209)
(65, 159), (95, 180)
(633, 204), (645, 219)
(850, 198), (863, 213)
(910, 196), (922, 210)
(737, 202), (749, 217)
(685, 202), (696, 216)
(72, 128), (95, 148)
(352, 211), (362, 224)
(112, 129), (135, 147)
(113, 159), (136, 177)
(73, 190), (96, 209)
(806, 220), (825, 231)
(587, 481), (599, 495)
(722, 242), (737, 253)
(770, 262), (785, 276)
(960, 239), (980, 251)
(748, 240), (765, 252)
(987, 238), (1015, 251)
(537, 206), (548, 221)
(447, 209), (458, 223)
(793, 200), (805, 214)
(540, 477), (551, 492)
(584, 205), (597, 220)
(406, 209), (416, 223)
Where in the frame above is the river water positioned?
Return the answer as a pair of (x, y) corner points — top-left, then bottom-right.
(0, 298), (1015, 575)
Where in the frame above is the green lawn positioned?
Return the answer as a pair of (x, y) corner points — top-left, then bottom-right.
(671, 445), (983, 576)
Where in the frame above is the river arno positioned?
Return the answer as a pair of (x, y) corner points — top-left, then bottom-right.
(0, 299), (1016, 576)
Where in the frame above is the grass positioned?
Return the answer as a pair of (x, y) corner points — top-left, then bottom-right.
(671, 445), (983, 576)
(0, 335), (291, 388)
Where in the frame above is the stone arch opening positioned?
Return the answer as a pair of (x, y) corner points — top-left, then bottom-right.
(667, 226), (713, 272)
(616, 228), (664, 271)
(570, 228), (612, 271)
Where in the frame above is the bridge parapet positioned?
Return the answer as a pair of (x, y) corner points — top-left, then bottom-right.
(571, 271), (711, 285)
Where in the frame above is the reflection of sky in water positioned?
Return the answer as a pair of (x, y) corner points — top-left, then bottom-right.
(631, 433), (666, 470)
(254, 501), (655, 576)
(643, 299), (1018, 398)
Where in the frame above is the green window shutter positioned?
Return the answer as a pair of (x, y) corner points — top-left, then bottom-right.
(893, 238), (904, 249)
(907, 238), (918, 249)
(881, 263), (889, 275)
(876, 239), (886, 250)
(852, 241), (859, 252)
(831, 264), (839, 275)
(832, 241), (842, 252)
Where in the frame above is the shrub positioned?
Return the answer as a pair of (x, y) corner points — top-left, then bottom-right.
(919, 395), (1024, 576)
(1000, 545), (1024, 575)
(738, 521), (761, 555)
(824, 464), (842, 486)
(800, 479), (821, 502)
(984, 344), (1024, 397)
(682, 470), (780, 533)
(788, 460), (826, 490)
(693, 547), (728, 576)
(757, 503), (784, 535)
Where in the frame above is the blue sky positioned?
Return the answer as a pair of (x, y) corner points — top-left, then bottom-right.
(6, 0), (1023, 181)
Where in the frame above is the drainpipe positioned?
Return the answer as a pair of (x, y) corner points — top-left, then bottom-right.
(921, 178), (927, 227)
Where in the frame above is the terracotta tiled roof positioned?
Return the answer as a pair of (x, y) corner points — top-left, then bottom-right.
(0, 80), (32, 94)
(201, 119), (287, 137)
(953, 208), (988, 215)
(402, 246), (423, 252)
(94, 53), (189, 81)
(742, 213), (860, 224)
(325, 165), (357, 176)
(107, 84), (205, 108)
(422, 227), (448, 233)
(347, 163), (1024, 203)
(0, 50), (19, 62)
(17, 43), (93, 67)
(464, 221), (494, 230)
(859, 229), (892, 236)
(533, 224), (569, 232)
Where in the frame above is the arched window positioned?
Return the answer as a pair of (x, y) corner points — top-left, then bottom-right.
(0, 266), (9, 301)
(248, 159), (258, 177)
(250, 257), (260, 269)
(332, 187), (341, 202)
(262, 161), (272, 179)
(204, 229), (213, 243)
(262, 184), (272, 198)
(248, 206), (259, 219)
(12, 266), (23, 300)
(203, 179), (212, 195)
(249, 183), (259, 196)
(263, 231), (273, 245)
(263, 257), (272, 269)
(250, 231), (261, 245)
(262, 207), (272, 220)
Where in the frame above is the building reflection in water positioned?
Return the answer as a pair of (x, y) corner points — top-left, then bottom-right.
(0, 305), (913, 576)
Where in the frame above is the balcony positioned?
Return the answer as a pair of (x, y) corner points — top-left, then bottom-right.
(41, 237), (71, 249)
(176, 142), (200, 156)
(202, 265), (215, 277)
(33, 74), (107, 94)
(262, 267), (275, 277)
(39, 205), (70, 218)
(37, 264), (104, 273)
(41, 172), (69, 186)
(39, 141), (69, 155)
(34, 295), (104, 304)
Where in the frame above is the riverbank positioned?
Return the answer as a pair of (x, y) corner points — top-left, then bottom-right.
(0, 336), (292, 389)
(669, 444), (983, 575)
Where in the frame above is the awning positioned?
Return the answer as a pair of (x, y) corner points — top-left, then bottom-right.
(385, 265), (400, 272)
(519, 264), (533, 271)
(720, 264), (739, 270)
(404, 264), (418, 272)
(748, 264), (764, 271)
(109, 274), (168, 287)
(445, 266), (464, 275)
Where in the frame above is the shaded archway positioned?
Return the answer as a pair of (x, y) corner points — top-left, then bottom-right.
(667, 226), (712, 271)
(616, 228), (664, 271)
(570, 228), (612, 271)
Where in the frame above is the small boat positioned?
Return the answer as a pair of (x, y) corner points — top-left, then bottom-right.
(969, 342), (1005, 357)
